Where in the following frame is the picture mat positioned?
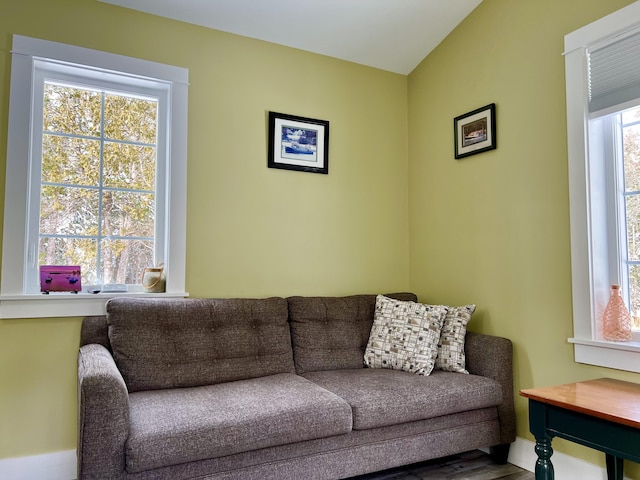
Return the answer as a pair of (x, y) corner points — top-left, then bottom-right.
(273, 117), (326, 169)
(457, 108), (494, 156)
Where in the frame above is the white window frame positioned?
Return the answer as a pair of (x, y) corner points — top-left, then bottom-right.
(565, 3), (640, 373)
(0, 35), (189, 318)
(31, 63), (168, 292)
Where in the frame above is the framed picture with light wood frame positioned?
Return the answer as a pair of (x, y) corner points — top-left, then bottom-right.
(454, 103), (496, 159)
(268, 111), (329, 174)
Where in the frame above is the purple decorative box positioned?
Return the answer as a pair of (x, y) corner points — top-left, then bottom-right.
(39, 265), (82, 294)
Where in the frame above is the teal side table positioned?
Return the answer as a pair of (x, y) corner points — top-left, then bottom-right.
(521, 378), (640, 480)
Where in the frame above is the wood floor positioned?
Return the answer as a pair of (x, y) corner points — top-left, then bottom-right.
(349, 450), (534, 480)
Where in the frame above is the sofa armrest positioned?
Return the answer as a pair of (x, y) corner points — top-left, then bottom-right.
(78, 344), (130, 480)
(464, 332), (516, 445)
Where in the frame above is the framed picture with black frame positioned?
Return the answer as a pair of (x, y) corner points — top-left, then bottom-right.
(268, 111), (329, 174)
(454, 103), (496, 159)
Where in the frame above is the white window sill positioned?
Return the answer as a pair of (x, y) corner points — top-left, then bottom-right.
(569, 337), (640, 373)
(0, 292), (190, 319)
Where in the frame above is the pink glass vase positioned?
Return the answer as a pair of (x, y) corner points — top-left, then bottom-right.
(602, 285), (633, 342)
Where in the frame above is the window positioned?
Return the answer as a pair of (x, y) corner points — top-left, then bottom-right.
(591, 105), (640, 340)
(565, 3), (640, 372)
(37, 72), (162, 289)
(1, 35), (188, 318)
(617, 107), (640, 329)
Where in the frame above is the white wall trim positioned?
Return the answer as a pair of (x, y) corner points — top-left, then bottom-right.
(0, 450), (77, 480)
(507, 436), (631, 480)
(563, 1), (640, 373)
(0, 438), (629, 480)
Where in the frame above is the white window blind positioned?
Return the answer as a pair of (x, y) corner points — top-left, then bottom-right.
(589, 29), (640, 113)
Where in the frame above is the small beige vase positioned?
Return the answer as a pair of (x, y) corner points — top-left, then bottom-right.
(142, 265), (166, 293)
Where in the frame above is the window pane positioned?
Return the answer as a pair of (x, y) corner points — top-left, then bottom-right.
(38, 83), (159, 288)
(101, 190), (154, 237)
(40, 185), (99, 236)
(101, 239), (154, 284)
(628, 265), (640, 329)
(622, 106), (640, 124)
(624, 123), (640, 192)
(42, 135), (101, 186)
(43, 83), (101, 137)
(103, 142), (156, 191)
(39, 237), (98, 284)
(104, 94), (157, 144)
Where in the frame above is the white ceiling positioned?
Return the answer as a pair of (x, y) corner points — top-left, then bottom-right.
(99, 0), (482, 75)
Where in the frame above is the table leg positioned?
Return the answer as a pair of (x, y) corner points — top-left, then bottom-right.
(605, 454), (623, 480)
(534, 435), (554, 480)
(529, 400), (555, 480)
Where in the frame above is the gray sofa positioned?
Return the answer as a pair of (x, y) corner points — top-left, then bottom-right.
(77, 293), (515, 480)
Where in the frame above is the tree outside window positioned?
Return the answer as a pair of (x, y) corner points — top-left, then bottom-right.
(39, 83), (158, 285)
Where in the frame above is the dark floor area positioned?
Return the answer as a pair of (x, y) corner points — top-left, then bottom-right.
(349, 450), (533, 480)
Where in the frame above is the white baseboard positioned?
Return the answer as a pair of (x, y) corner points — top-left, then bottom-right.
(0, 437), (629, 480)
(506, 436), (631, 480)
(0, 450), (76, 480)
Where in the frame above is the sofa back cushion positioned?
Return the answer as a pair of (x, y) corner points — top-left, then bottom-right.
(287, 293), (417, 374)
(106, 297), (294, 392)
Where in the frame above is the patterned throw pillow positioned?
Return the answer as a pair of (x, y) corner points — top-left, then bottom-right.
(435, 304), (476, 374)
(364, 295), (447, 376)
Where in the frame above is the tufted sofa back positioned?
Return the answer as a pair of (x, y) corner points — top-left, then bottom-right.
(91, 297), (294, 392)
(79, 293), (418, 392)
(287, 293), (417, 374)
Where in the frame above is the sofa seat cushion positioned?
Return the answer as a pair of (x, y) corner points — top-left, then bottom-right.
(125, 373), (353, 473)
(302, 369), (503, 430)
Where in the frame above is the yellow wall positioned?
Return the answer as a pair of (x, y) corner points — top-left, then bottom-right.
(0, 0), (410, 458)
(407, 0), (639, 475)
(4, 0), (640, 475)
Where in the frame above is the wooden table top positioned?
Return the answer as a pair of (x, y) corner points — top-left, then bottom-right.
(520, 378), (640, 429)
